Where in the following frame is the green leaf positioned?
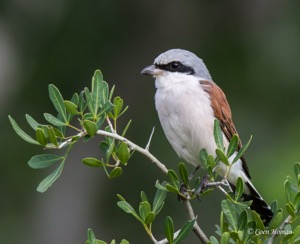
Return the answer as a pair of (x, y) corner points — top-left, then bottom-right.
(36, 128), (47, 146)
(44, 113), (67, 126)
(216, 148), (230, 166)
(37, 161), (65, 192)
(57, 114), (66, 136)
(98, 101), (114, 116)
(286, 202), (296, 218)
(25, 114), (40, 130)
(83, 120), (98, 137)
(52, 127), (64, 139)
(221, 200), (238, 231)
(87, 228), (97, 244)
(116, 142), (130, 165)
(220, 211), (226, 233)
(232, 136), (252, 164)
(91, 70), (102, 115)
(139, 201), (151, 222)
(235, 177), (244, 201)
(48, 84), (67, 122)
(227, 134), (239, 158)
(270, 200), (279, 214)
(117, 194), (126, 202)
(96, 115), (106, 129)
(117, 201), (136, 214)
(153, 187), (167, 215)
(164, 216), (174, 244)
(290, 225), (300, 243)
(214, 119), (224, 151)
(64, 100), (80, 115)
(209, 236), (219, 244)
(207, 154), (216, 169)
(165, 184), (179, 194)
(220, 232), (230, 244)
(237, 230), (244, 241)
(117, 201), (143, 224)
(28, 154), (64, 169)
(71, 93), (79, 105)
(8, 115), (39, 145)
(140, 191), (149, 203)
(144, 212), (155, 225)
(121, 119), (132, 137)
(199, 148), (208, 168)
(99, 141), (112, 163)
(285, 180), (296, 203)
(120, 240), (129, 244)
(269, 211), (283, 230)
(178, 162), (189, 186)
(47, 126), (58, 146)
(109, 167), (122, 179)
(82, 157), (105, 167)
(109, 85), (115, 100)
(112, 96), (123, 118)
(174, 218), (196, 244)
(294, 192), (300, 211)
(155, 180), (168, 192)
(167, 170), (179, 189)
(251, 210), (265, 232)
(237, 210), (247, 230)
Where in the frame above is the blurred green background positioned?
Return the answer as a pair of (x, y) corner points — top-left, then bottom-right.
(1, 1), (300, 243)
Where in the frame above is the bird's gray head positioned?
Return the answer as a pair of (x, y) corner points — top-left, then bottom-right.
(141, 49), (212, 81)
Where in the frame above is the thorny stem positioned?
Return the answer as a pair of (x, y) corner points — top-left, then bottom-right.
(58, 127), (210, 243)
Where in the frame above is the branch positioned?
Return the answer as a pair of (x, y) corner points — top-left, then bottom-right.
(58, 128), (209, 242)
(96, 129), (168, 175)
(58, 131), (85, 149)
(57, 128), (168, 174)
(267, 215), (293, 244)
(182, 199), (209, 243)
(156, 230), (181, 244)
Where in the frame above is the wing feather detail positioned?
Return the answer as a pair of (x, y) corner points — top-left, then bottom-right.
(199, 80), (251, 179)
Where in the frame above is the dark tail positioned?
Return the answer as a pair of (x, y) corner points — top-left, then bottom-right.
(243, 181), (273, 225)
(230, 181), (273, 225)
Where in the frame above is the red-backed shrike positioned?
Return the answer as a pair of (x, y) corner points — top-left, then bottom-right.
(141, 49), (273, 224)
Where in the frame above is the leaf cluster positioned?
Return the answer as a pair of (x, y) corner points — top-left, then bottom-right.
(9, 70), (130, 192)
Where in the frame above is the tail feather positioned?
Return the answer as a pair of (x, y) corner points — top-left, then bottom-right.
(243, 182), (273, 225)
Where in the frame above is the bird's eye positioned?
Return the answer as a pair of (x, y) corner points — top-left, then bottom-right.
(169, 61), (182, 71)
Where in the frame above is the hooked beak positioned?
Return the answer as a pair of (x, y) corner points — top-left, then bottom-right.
(141, 65), (164, 76)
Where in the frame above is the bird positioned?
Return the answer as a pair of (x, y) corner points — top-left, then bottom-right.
(141, 48), (273, 225)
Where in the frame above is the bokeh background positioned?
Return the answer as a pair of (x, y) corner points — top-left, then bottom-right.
(1, 1), (300, 243)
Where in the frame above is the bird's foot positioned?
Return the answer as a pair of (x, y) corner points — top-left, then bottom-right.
(178, 165), (201, 201)
(195, 174), (211, 196)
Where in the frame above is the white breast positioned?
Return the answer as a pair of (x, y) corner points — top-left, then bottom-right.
(154, 73), (252, 193)
(155, 73), (217, 167)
